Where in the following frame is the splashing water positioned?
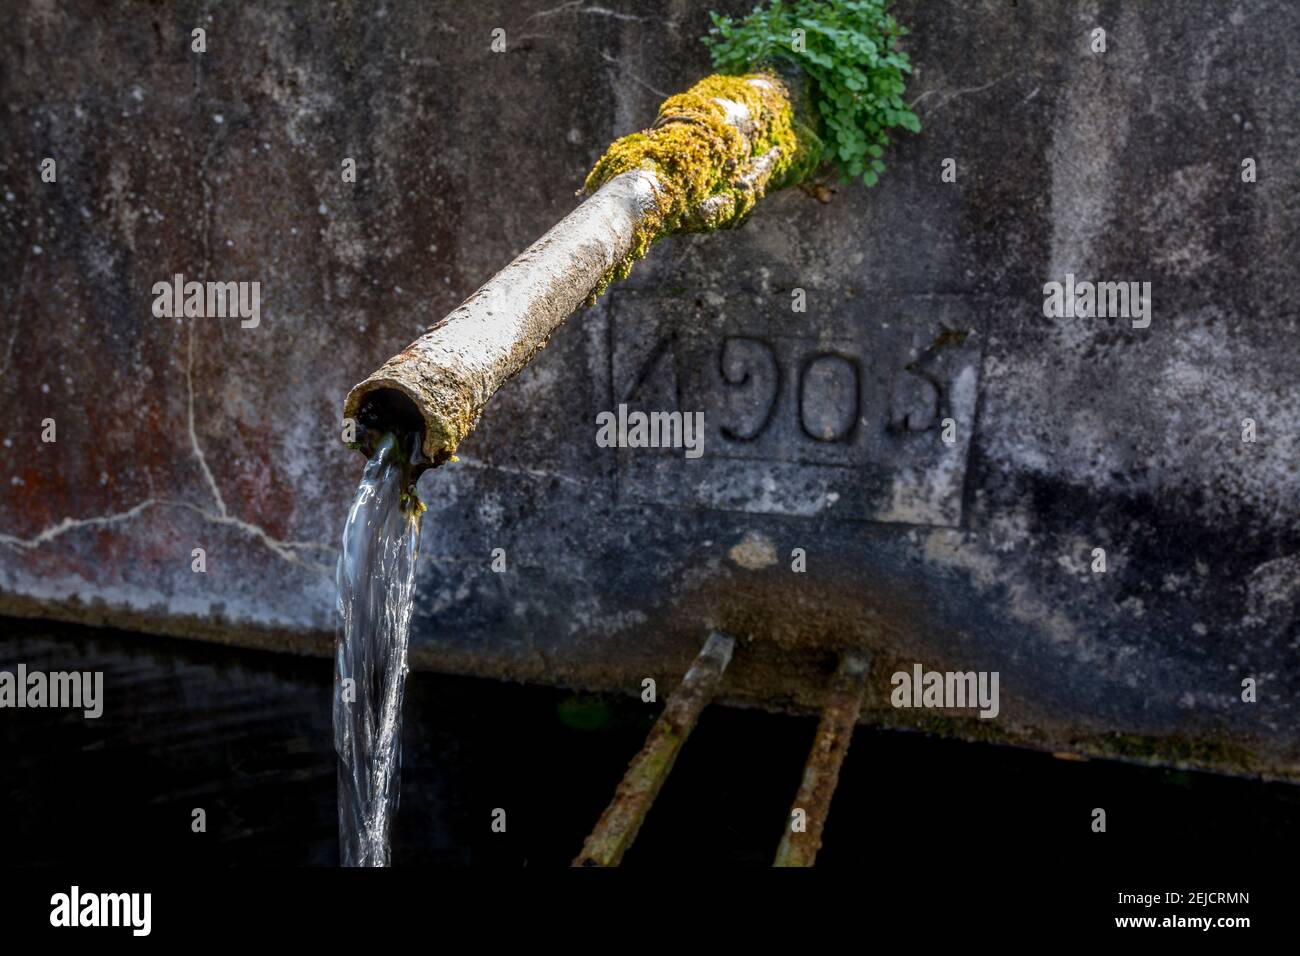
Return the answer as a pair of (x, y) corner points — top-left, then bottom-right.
(334, 432), (424, 866)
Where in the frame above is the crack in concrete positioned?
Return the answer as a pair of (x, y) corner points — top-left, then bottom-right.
(187, 116), (230, 516)
(172, 119), (335, 573)
(179, 323), (333, 571)
(185, 323), (228, 517)
(175, 501), (335, 571)
(910, 75), (1008, 114)
(1, 245), (30, 377)
(599, 51), (668, 99)
(0, 495), (333, 572)
(0, 500), (161, 551)
(529, 3), (677, 26)
(453, 456), (584, 487)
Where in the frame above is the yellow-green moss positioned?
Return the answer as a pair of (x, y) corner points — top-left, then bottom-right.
(583, 72), (815, 302)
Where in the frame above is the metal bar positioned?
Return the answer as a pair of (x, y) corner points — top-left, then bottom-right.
(773, 652), (870, 867)
(573, 631), (736, 867)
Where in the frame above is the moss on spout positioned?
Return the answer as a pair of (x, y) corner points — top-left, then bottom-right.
(582, 72), (816, 300)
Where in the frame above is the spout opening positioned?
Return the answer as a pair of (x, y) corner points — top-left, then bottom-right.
(344, 381), (444, 474)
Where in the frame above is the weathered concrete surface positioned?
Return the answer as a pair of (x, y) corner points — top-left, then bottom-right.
(1, 2), (1297, 779)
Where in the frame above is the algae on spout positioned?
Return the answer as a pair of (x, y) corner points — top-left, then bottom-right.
(582, 71), (819, 302)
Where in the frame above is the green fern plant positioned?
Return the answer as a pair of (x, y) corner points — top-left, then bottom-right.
(702, 0), (920, 187)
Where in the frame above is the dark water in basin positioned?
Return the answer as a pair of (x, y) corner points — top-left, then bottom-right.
(2, 616), (1297, 868)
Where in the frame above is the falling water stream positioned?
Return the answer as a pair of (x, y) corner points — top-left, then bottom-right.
(333, 431), (425, 866)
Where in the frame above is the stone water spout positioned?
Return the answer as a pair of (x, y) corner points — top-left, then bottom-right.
(343, 73), (815, 458)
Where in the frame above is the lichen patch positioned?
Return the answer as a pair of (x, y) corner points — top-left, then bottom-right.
(582, 72), (815, 301)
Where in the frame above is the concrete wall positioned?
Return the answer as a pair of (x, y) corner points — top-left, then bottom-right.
(2, 1), (1297, 778)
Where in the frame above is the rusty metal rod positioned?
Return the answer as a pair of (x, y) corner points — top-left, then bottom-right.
(573, 631), (736, 867)
(773, 652), (870, 867)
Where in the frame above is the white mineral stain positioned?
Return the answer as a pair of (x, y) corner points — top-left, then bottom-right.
(728, 530), (777, 570)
